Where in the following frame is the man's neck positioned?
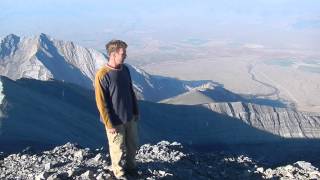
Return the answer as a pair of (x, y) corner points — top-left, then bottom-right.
(107, 61), (122, 69)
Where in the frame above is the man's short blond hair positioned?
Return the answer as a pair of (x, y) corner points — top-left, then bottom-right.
(105, 40), (128, 55)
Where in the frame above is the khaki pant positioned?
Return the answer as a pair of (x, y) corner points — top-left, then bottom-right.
(106, 119), (139, 178)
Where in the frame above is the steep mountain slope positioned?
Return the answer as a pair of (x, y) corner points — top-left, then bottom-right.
(0, 33), (213, 102)
(0, 33), (105, 89)
(0, 76), (106, 152)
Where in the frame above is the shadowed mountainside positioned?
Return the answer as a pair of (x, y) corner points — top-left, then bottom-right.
(1, 77), (320, 162)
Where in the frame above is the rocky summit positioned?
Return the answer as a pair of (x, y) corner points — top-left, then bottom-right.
(0, 141), (319, 180)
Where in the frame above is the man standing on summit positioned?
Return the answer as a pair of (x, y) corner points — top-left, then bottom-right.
(94, 40), (139, 179)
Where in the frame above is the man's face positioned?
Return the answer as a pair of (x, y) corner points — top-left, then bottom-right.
(114, 48), (127, 65)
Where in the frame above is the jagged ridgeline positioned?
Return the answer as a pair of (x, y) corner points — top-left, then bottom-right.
(0, 34), (320, 167)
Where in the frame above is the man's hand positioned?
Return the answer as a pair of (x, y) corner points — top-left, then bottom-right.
(107, 128), (117, 134)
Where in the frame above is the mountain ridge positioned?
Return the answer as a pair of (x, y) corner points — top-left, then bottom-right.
(0, 33), (214, 102)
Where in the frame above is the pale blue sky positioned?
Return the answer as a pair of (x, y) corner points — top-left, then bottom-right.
(0, 0), (319, 51)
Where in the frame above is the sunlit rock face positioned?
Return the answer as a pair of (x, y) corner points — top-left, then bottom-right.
(0, 33), (106, 89)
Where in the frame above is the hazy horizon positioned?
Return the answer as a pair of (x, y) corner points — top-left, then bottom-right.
(1, 0), (319, 55)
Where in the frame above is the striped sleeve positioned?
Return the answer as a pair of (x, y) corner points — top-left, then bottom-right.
(94, 69), (114, 129)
